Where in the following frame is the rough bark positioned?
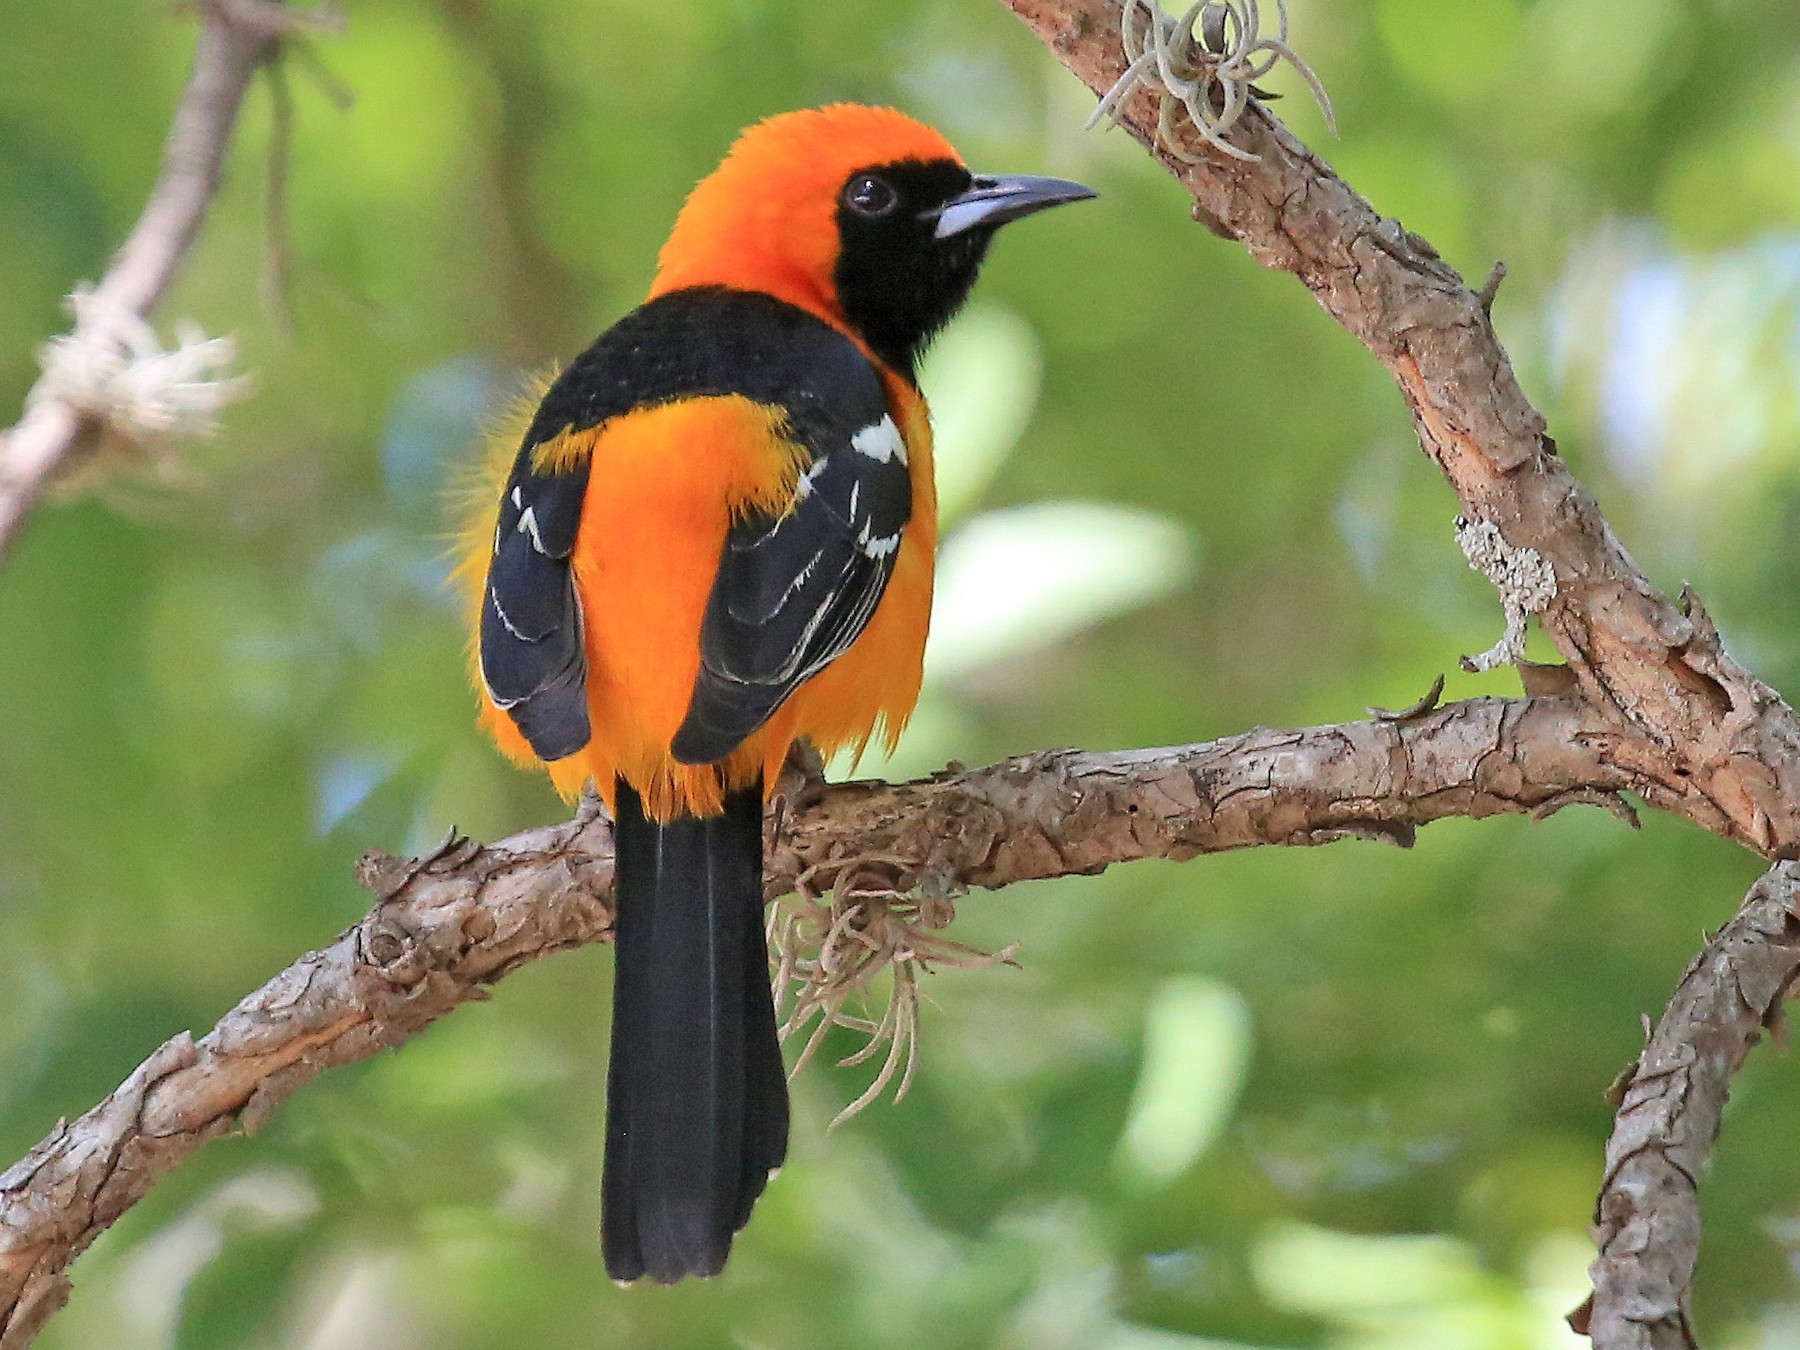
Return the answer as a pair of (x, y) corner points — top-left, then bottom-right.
(1576, 863), (1800, 1348)
(988, 6), (1800, 1338)
(4, 3), (1796, 1343)
(0, 696), (1641, 1344)
(1000, 0), (1800, 858)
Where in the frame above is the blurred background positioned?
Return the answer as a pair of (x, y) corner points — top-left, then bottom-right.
(4, 0), (1800, 1345)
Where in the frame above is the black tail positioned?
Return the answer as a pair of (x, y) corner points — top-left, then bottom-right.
(601, 780), (790, 1284)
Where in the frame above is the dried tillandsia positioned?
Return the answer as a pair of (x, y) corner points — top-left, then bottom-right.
(1088, 0), (1336, 163)
(770, 856), (1018, 1129)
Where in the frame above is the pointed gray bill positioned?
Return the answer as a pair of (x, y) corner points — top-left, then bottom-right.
(931, 174), (1099, 239)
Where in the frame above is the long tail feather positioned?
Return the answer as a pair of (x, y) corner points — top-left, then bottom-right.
(601, 780), (789, 1284)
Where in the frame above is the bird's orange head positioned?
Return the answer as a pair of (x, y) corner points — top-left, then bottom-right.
(651, 105), (1094, 376)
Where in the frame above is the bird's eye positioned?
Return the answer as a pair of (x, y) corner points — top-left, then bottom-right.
(843, 174), (899, 218)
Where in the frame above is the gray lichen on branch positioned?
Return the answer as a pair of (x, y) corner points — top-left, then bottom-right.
(0, 696), (1647, 1344)
(1455, 513), (1558, 674)
(1002, 0), (1800, 859)
(993, 0), (1800, 1337)
(5, 2), (1799, 1343)
(0, 0), (340, 565)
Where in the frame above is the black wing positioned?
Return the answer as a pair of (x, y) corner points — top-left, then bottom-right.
(671, 390), (912, 766)
(478, 449), (592, 761)
(480, 286), (909, 767)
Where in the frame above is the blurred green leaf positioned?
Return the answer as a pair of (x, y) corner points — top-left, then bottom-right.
(1115, 978), (1252, 1189)
(928, 501), (1197, 682)
(921, 302), (1045, 524)
(1376, 0), (1523, 102)
(5, 0), (1800, 1344)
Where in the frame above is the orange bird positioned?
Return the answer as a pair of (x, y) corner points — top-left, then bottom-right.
(458, 105), (1093, 1283)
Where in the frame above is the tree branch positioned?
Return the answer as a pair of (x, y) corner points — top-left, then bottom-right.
(999, 0), (1800, 857)
(0, 0), (308, 564)
(0, 695), (1642, 1345)
(1574, 862), (1800, 1348)
(9, 5), (1795, 1342)
(989, 4), (1800, 1340)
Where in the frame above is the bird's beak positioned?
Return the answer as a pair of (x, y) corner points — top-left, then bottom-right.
(931, 174), (1098, 240)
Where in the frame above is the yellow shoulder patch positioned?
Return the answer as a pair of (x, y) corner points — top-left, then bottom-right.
(530, 423), (602, 475)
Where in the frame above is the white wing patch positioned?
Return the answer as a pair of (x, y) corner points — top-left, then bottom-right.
(516, 504), (548, 554)
(793, 459), (826, 501)
(851, 415), (907, 465)
(856, 519), (901, 559)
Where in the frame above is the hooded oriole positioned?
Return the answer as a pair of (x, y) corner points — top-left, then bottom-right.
(458, 105), (1093, 1284)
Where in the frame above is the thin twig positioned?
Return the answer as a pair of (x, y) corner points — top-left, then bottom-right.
(261, 49), (297, 335)
(0, 0), (303, 564)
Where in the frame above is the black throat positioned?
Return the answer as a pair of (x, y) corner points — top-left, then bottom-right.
(832, 159), (991, 382)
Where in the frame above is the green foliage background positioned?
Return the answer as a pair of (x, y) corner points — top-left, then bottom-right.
(5, 0), (1800, 1345)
